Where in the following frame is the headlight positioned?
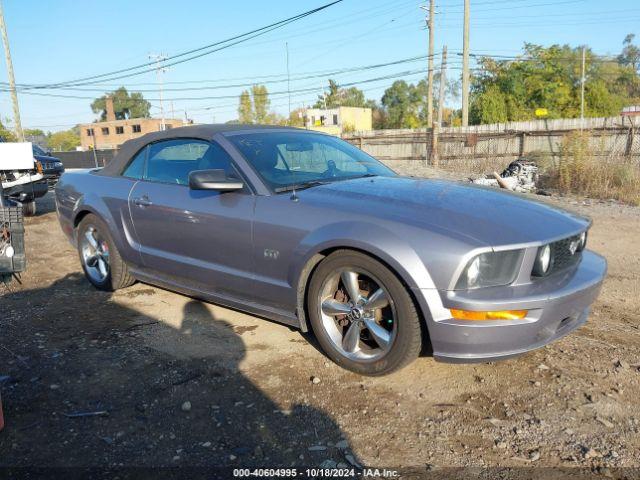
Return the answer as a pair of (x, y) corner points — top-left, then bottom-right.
(577, 231), (587, 251)
(455, 249), (524, 290)
(533, 244), (553, 277)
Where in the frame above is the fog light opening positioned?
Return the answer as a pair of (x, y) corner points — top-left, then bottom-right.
(450, 309), (528, 321)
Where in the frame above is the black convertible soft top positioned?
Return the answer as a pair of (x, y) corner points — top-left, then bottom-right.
(98, 124), (303, 177)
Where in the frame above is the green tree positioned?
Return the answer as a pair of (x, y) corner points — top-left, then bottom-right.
(238, 90), (253, 123)
(237, 85), (277, 124)
(286, 108), (305, 127)
(0, 118), (17, 142)
(47, 129), (80, 152)
(251, 85), (270, 124)
(618, 34), (640, 71)
(91, 87), (151, 121)
(470, 85), (508, 124)
(314, 79), (375, 109)
(24, 128), (45, 138)
(469, 41), (640, 124)
(380, 80), (421, 128)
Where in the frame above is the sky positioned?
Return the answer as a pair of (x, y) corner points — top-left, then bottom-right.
(0, 0), (639, 132)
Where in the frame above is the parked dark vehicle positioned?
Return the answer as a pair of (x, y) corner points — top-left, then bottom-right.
(54, 125), (606, 375)
(32, 144), (65, 188)
(0, 138), (48, 216)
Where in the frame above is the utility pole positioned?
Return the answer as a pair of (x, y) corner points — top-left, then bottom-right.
(580, 46), (586, 126)
(149, 53), (168, 130)
(461, 0), (470, 126)
(437, 45), (448, 128)
(286, 42), (292, 124)
(432, 45), (447, 167)
(0, 0), (23, 141)
(421, 0), (435, 127)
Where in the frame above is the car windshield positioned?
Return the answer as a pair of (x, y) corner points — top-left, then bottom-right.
(32, 144), (47, 156)
(227, 131), (396, 192)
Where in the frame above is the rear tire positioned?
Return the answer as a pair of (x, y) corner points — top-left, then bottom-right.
(77, 214), (135, 291)
(308, 250), (422, 376)
(22, 201), (36, 216)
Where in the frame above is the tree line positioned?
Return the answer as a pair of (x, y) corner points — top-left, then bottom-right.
(237, 34), (640, 128)
(234, 75), (459, 130)
(470, 35), (640, 124)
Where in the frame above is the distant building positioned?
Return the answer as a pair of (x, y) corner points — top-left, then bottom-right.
(303, 106), (372, 135)
(79, 97), (187, 150)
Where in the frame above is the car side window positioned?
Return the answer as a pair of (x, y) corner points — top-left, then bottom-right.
(146, 139), (211, 185)
(196, 141), (239, 178)
(122, 147), (146, 179)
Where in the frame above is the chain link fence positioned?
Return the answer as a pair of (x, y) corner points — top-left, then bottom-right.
(343, 116), (640, 175)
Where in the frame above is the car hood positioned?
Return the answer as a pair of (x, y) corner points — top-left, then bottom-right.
(34, 154), (61, 163)
(298, 176), (590, 247)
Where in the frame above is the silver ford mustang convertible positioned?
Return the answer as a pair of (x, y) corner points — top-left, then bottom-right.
(55, 125), (607, 375)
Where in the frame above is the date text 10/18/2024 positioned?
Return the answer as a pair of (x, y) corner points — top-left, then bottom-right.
(233, 468), (400, 478)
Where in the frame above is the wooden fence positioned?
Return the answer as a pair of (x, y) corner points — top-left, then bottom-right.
(342, 116), (639, 172)
(55, 116), (639, 172)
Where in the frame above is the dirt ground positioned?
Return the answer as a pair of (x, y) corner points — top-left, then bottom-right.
(1, 182), (639, 475)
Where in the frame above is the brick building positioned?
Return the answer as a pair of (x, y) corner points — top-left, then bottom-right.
(79, 97), (186, 150)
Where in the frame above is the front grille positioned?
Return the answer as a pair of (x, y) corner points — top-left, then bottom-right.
(550, 234), (583, 272)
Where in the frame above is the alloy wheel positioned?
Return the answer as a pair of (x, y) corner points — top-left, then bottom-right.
(80, 225), (110, 283)
(318, 268), (397, 362)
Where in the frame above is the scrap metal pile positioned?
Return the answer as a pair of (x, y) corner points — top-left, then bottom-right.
(472, 159), (539, 193)
(0, 193), (26, 285)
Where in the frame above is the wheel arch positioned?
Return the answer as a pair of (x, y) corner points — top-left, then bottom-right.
(71, 201), (129, 257)
(73, 208), (94, 229)
(295, 245), (433, 353)
(292, 224), (436, 350)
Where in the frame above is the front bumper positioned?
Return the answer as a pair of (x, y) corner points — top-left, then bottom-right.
(3, 180), (49, 202)
(415, 250), (607, 363)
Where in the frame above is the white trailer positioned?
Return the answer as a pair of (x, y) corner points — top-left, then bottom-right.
(0, 141), (47, 215)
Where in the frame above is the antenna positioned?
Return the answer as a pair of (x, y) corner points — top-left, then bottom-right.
(286, 42), (292, 123)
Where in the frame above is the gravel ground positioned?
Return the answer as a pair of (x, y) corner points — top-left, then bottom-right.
(1, 176), (639, 476)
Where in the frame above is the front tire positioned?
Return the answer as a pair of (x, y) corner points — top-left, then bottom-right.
(22, 201), (36, 216)
(77, 214), (135, 291)
(308, 250), (422, 376)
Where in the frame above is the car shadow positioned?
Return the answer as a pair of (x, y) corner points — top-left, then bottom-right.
(33, 191), (57, 217)
(0, 273), (362, 470)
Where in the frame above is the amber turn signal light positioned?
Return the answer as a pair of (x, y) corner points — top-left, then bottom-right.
(450, 309), (528, 321)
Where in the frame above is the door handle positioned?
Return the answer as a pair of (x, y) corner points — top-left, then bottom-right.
(133, 196), (153, 207)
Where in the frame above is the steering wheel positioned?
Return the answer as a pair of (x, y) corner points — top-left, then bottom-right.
(321, 160), (340, 178)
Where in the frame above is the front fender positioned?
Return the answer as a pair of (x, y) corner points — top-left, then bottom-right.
(290, 221), (436, 291)
(289, 221), (457, 331)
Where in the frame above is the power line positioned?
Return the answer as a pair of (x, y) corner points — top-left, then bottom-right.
(23, 69), (436, 128)
(1, 53), (440, 94)
(13, 66), (441, 103)
(13, 1), (344, 90)
(440, 0), (588, 14)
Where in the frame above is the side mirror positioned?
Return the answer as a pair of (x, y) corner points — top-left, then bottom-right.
(189, 169), (244, 191)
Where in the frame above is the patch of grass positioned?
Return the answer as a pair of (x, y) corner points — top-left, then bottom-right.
(538, 131), (640, 206)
